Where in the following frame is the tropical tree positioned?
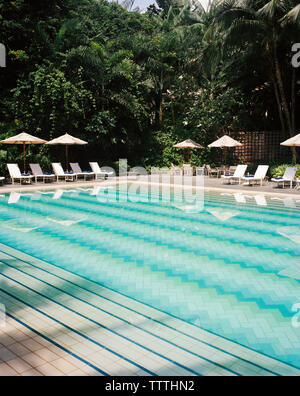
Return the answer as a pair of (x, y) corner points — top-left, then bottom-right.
(216, 0), (300, 162)
(1, 0), (300, 168)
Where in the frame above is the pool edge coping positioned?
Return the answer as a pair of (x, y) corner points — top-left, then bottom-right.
(1, 177), (300, 199)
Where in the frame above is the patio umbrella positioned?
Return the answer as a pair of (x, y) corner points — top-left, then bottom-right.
(0, 132), (47, 173)
(173, 139), (203, 163)
(280, 133), (300, 164)
(46, 133), (88, 171)
(208, 135), (242, 164)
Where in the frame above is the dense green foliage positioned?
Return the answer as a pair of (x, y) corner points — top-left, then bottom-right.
(271, 163), (300, 177)
(0, 0), (300, 173)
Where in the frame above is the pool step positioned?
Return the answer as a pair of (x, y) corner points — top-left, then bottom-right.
(1, 243), (299, 376)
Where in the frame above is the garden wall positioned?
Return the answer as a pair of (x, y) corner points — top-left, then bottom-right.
(234, 130), (289, 164)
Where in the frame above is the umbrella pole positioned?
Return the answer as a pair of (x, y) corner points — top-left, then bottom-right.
(293, 148), (297, 165)
(66, 145), (69, 171)
(292, 147), (297, 165)
(224, 147), (227, 165)
(188, 148), (190, 163)
(23, 143), (26, 174)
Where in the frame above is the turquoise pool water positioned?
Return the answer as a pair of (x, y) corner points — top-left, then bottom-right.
(0, 186), (300, 369)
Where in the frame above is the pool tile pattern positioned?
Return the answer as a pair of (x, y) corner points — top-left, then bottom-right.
(0, 188), (300, 375)
(1, 244), (298, 376)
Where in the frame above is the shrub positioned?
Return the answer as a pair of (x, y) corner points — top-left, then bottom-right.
(270, 164), (300, 179)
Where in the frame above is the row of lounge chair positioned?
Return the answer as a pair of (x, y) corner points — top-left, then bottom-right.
(221, 164), (299, 189)
(221, 165), (269, 186)
(1, 162), (299, 189)
(6, 162), (114, 185)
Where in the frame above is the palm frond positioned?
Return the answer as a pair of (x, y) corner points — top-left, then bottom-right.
(54, 19), (80, 51)
(280, 3), (300, 26)
(258, 0), (285, 20)
(225, 18), (267, 47)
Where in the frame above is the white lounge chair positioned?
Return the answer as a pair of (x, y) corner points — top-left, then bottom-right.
(52, 163), (77, 182)
(7, 164), (33, 185)
(182, 164), (193, 176)
(271, 167), (297, 189)
(70, 163), (95, 181)
(171, 164), (183, 176)
(196, 167), (205, 176)
(206, 165), (221, 178)
(241, 165), (269, 186)
(228, 165), (237, 174)
(221, 165), (247, 184)
(89, 162), (114, 179)
(30, 164), (56, 183)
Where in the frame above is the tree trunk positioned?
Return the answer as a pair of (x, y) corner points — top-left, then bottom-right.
(159, 96), (163, 124)
(264, 49), (286, 133)
(273, 41), (297, 163)
(158, 72), (164, 124)
(271, 73), (286, 134)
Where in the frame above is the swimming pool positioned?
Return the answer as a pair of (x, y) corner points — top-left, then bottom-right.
(0, 185), (300, 373)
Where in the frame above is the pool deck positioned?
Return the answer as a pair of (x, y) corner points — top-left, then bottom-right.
(0, 176), (300, 376)
(0, 175), (300, 198)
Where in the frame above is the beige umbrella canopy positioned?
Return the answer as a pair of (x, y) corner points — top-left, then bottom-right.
(208, 135), (242, 163)
(173, 139), (203, 163)
(281, 134), (300, 164)
(46, 133), (88, 171)
(0, 132), (47, 173)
